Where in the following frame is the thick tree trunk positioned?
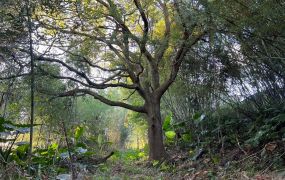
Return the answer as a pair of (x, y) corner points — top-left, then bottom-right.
(146, 98), (166, 160)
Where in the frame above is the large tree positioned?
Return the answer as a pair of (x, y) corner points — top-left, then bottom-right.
(18, 0), (208, 160)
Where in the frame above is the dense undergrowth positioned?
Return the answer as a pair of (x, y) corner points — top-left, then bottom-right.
(160, 90), (285, 179)
(1, 92), (285, 179)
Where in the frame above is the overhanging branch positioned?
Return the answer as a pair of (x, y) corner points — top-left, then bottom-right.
(36, 55), (137, 89)
(56, 88), (146, 113)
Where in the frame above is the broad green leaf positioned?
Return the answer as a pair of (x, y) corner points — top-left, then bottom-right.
(74, 126), (84, 141)
(49, 143), (58, 151)
(138, 152), (145, 158)
(76, 142), (87, 148)
(173, 121), (186, 129)
(97, 134), (103, 146)
(16, 144), (29, 157)
(163, 113), (172, 131)
(40, 151), (48, 155)
(165, 131), (176, 139)
(182, 133), (192, 142)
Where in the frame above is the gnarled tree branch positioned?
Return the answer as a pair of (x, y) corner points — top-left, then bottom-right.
(56, 88), (146, 113)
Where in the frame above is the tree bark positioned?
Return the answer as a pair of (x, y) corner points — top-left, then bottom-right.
(146, 97), (166, 160)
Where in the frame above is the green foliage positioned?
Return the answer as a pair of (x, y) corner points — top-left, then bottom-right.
(14, 144), (29, 160)
(32, 143), (59, 167)
(163, 114), (179, 143)
(74, 126), (84, 142)
(97, 134), (103, 147)
(112, 149), (147, 162)
(165, 131), (176, 140)
(0, 117), (31, 166)
(182, 133), (192, 142)
(245, 112), (285, 147)
(162, 113), (172, 131)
